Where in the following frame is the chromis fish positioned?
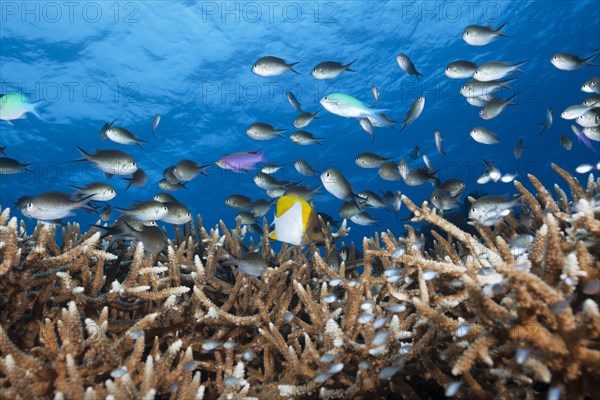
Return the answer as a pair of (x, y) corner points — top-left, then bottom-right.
(290, 130), (323, 145)
(225, 194), (253, 210)
(116, 200), (169, 221)
(473, 60), (526, 82)
(470, 127), (501, 144)
(75, 146), (138, 177)
(246, 122), (286, 140)
(444, 60), (477, 79)
(469, 195), (520, 226)
(252, 56), (299, 77)
(0, 157), (32, 174)
(396, 53), (424, 81)
(69, 182), (116, 201)
(462, 22), (509, 46)
(551, 52), (596, 71)
(286, 91), (302, 113)
(355, 152), (390, 168)
(539, 107), (553, 134)
(220, 251), (267, 277)
(21, 191), (94, 221)
(0, 93), (45, 125)
(269, 196), (324, 246)
(151, 114), (161, 139)
(371, 84), (380, 103)
(434, 130), (447, 157)
(320, 168), (362, 204)
(100, 120), (146, 148)
(311, 60), (356, 79)
(581, 77), (600, 94)
(121, 220), (167, 254)
(293, 111), (320, 128)
(319, 93), (390, 126)
(400, 96), (425, 131)
(122, 169), (148, 190)
(173, 160), (210, 181)
(514, 138), (526, 159)
(215, 149), (266, 172)
(161, 201), (192, 224)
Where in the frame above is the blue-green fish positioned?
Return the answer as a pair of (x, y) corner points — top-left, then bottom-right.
(319, 93), (390, 126)
(0, 93), (46, 125)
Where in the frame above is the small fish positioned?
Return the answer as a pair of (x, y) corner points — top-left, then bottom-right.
(320, 93), (390, 126)
(438, 179), (466, 197)
(225, 194), (253, 210)
(21, 191), (93, 220)
(358, 118), (375, 142)
(215, 149), (266, 172)
(468, 194), (520, 226)
(444, 60), (477, 79)
(460, 79), (515, 98)
(294, 159), (316, 176)
(246, 122), (286, 140)
(290, 130), (323, 145)
(398, 158), (409, 180)
(465, 94), (494, 107)
(269, 196), (324, 246)
(350, 211), (379, 226)
(75, 147), (138, 177)
(371, 84), (380, 103)
(121, 220), (167, 254)
(14, 195), (34, 210)
(509, 234), (534, 256)
(252, 56), (299, 77)
(93, 217), (157, 240)
(482, 159), (502, 182)
(355, 152), (390, 168)
(470, 127), (501, 144)
(293, 110), (320, 129)
(154, 193), (178, 203)
(479, 94), (518, 120)
(339, 201), (363, 219)
(0, 93), (45, 125)
(462, 22), (509, 46)
(286, 92), (302, 113)
(250, 199), (274, 218)
(473, 60), (526, 82)
(261, 163), (285, 174)
(311, 60), (356, 80)
(539, 107), (554, 134)
(357, 190), (387, 209)
(100, 203), (112, 221)
(576, 108), (600, 128)
(320, 168), (362, 204)
(69, 182), (116, 201)
(499, 173), (517, 184)
(163, 166), (180, 184)
(367, 113), (398, 128)
(514, 138), (525, 159)
(162, 201), (192, 224)
(422, 154), (433, 170)
(283, 185), (321, 201)
(434, 130), (447, 157)
(561, 104), (592, 120)
(581, 77), (600, 94)
(123, 169), (148, 190)
(317, 212), (340, 228)
(559, 135), (572, 150)
(116, 200), (169, 221)
(429, 188), (461, 211)
(400, 96), (425, 131)
(266, 187), (286, 198)
(550, 52), (596, 71)
(583, 95), (600, 107)
(396, 53), (424, 81)
(0, 157), (32, 174)
(173, 160), (209, 181)
(154, 178), (183, 191)
(221, 251), (267, 277)
(254, 173), (296, 191)
(100, 120), (146, 148)
(403, 168), (438, 187)
(583, 126), (600, 142)
(378, 161), (402, 181)
(151, 114), (161, 139)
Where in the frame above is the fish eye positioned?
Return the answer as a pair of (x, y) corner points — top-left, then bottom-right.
(187, 212), (191, 216)
(471, 208), (475, 213)
(27, 203), (33, 208)
(433, 195), (438, 200)
(312, 226), (320, 233)
(461, 86), (465, 90)
(132, 162), (136, 166)
(479, 110), (483, 114)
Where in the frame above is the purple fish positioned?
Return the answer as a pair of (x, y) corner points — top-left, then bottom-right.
(571, 125), (599, 153)
(215, 149), (266, 172)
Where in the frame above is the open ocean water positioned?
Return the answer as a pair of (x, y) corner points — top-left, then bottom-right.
(1, 0), (599, 246)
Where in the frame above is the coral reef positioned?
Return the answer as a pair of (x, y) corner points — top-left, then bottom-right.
(0, 163), (599, 399)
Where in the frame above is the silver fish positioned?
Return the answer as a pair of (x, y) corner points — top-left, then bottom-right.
(163, 166), (180, 184)
(401, 96), (425, 131)
(355, 152), (390, 168)
(340, 201), (363, 219)
(320, 168), (359, 202)
(286, 91), (302, 113)
(350, 211), (379, 226)
(539, 107), (553, 134)
(479, 94), (517, 120)
(14, 195), (33, 210)
(0, 157), (32, 174)
(468, 194), (520, 226)
(100, 120), (146, 148)
(121, 220), (167, 254)
(434, 130), (447, 157)
(396, 53), (424, 80)
(465, 94), (494, 107)
(254, 172), (295, 190)
(250, 199), (274, 218)
(550, 52), (596, 71)
(221, 251), (267, 277)
(21, 191), (93, 220)
(116, 200), (169, 221)
(581, 77), (600, 94)
(359, 118), (375, 142)
(293, 110), (320, 128)
(403, 168), (438, 187)
(100, 203), (112, 222)
(460, 78), (515, 98)
(583, 95), (600, 107)
(173, 160), (209, 181)
(225, 194), (253, 210)
(283, 185), (321, 201)
(311, 60), (356, 80)
(236, 211), (258, 225)
(561, 104), (592, 120)
(378, 161), (402, 181)
(445, 60), (477, 79)
(75, 147), (138, 177)
(473, 60), (526, 82)
(559, 135), (572, 150)
(162, 201), (192, 224)
(357, 190), (387, 209)
(252, 56), (299, 77)
(583, 126), (600, 142)
(154, 193), (178, 203)
(294, 159), (316, 176)
(576, 108), (600, 127)
(157, 181), (183, 192)
(371, 84), (380, 103)
(246, 122), (286, 140)
(429, 188), (460, 210)
(514, 138), (525, 159)
(151, 114), (161, 139)
(69, 182), (116, 201)
(438, 179), (466, 197)
(123, 169), (148, 190)
(462, 22), (509, 46)
(290, 130), (323, 145)
(470, 126), (501, 144)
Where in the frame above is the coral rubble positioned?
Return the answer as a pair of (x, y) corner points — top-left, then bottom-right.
(0, 164), (599, 399)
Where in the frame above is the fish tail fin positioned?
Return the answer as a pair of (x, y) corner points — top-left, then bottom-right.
(136, 141), (144, 149)
(288, 62), (301, 75)
(124, 181), (133, 191)
(29, 100), (47, 122)
(495, 21), (509, 36)
(499, 78), (516, 91)
(415, 70), (424, 80)
(76, 146), (92, 160)
(344, 59), (357, 71)
(582, 54), (598, 67)
(513, 60), (527, 73)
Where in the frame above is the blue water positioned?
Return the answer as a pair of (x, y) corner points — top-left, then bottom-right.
(1, 1), (599, 245)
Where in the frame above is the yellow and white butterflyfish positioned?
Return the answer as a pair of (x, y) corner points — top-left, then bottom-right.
(269, 196), (323, 246)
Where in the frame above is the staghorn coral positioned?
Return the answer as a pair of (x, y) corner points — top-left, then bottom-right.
(0, 164), (598, 399)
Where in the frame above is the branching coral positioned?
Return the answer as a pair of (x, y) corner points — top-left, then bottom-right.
(0, 164), (599, 399)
